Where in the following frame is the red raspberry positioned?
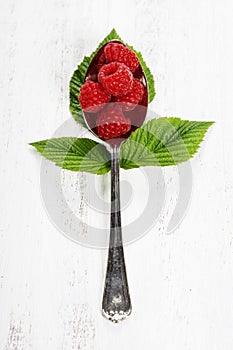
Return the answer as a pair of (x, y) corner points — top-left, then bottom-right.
(78, 81), (110, 112)
(98, 62), (133, 96)
(112, 78), (145, 111)
(104, 42), (139, 73)
(96, 105), (131, 140)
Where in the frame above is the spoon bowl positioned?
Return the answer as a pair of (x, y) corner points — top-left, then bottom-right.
(82, 40), (148, 146)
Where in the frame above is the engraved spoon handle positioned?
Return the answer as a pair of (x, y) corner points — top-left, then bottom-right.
(102, 145), (132, 323)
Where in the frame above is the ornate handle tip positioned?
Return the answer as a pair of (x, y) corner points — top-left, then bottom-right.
(102, 307), (132, 323)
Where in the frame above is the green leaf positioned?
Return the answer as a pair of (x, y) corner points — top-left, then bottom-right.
(120, 118), (214, 169)
(69, 29), (156, 127)
(30, 137), (111, 174)
(69, 56), (91, 127)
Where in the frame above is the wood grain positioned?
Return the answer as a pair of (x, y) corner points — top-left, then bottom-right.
(1, 0), (233, 349)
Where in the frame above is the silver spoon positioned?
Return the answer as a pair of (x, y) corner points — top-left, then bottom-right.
(81, 41), (148, 323)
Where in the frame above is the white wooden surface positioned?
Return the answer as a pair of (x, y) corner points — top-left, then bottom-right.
(1, 0), (233, 349)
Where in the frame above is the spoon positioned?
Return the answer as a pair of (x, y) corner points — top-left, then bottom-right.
(80, 41), (148, 322)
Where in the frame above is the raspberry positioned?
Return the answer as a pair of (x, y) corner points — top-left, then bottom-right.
(96, 105), (131, 140)
(98, 62), (133, 96)
(113, 78), (145, 111)
(104, 42), (139, 73)
(78, 81), (110, 112)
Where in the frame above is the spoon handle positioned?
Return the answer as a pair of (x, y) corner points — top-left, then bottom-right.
(102, 145), (132, 323)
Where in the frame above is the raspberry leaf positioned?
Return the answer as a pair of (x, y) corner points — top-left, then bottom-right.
(30, 137), (111, 175)
(120, 118), (214, 169)
(69, 56), (91, 128)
